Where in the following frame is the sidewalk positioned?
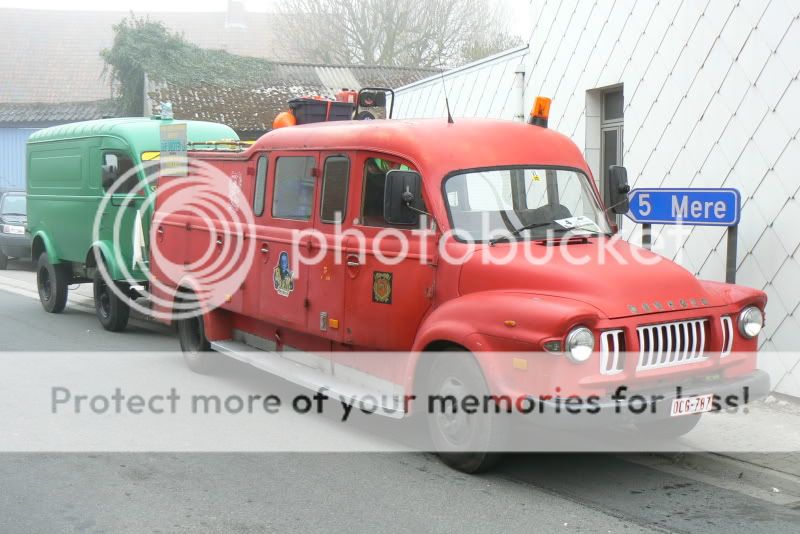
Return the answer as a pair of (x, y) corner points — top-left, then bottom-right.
(716, 396), (800, 478)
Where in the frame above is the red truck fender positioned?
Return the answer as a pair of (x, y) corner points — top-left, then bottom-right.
(404, 291), (604, 397)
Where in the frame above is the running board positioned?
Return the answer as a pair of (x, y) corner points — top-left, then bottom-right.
(209, 340), (406, 418)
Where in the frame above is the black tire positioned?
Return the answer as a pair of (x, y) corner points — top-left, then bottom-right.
(36, 252), (69, 313)
(0, 250), (7, 270)
(426, 350), (504, 473)
(635, 414), (702, 438)
(93, 270), (130, 332)
(176, 293), (217, 374)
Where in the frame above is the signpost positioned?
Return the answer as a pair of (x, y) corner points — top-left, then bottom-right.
(626, 188), (742, 284)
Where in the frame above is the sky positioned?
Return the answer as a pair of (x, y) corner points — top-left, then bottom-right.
(0, 0), (529, 38)
(0, 0), (275, 11)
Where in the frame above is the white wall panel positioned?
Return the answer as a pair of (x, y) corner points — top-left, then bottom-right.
(395, 0), (800, 396)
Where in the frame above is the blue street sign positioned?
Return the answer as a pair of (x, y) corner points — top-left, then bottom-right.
(627, 188), (741, 226)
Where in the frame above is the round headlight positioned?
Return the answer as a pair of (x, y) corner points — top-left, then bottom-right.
(738, 306), (763, 339)
(565, 326), (594, 363)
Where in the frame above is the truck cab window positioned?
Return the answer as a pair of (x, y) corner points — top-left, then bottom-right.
(253, 155), (267, 216)
(102, 152), (137, 194)
(361, 157), (425, 227)
(272, 156), (315, 220)
(320, 156), (349, 223)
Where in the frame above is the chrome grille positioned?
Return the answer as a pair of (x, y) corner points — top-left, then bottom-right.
(636, 319), (708, 371)
(600, 330), (625, 375)
(720, 316), (734, 357)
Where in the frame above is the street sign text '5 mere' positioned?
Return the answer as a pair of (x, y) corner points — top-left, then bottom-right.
(626, 188), (741, 226)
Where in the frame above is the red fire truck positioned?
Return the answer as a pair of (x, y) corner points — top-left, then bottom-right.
(150, 99), (768, 472)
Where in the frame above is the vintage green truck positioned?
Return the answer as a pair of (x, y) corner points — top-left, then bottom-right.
(26, 117), (238, 331)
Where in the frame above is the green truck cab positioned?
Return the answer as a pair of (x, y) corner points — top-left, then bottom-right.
(26, 117), (238, 331)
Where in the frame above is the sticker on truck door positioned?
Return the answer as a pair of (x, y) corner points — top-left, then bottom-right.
(372, 271), (392, 304)
(273, 251), (295, 297)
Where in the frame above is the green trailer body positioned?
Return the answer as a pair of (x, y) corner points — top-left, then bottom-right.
(26, 117), (238, 330)
(27, 117), (238, 280)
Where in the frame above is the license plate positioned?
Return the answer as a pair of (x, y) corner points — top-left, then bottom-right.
(670, 393), (714, 417)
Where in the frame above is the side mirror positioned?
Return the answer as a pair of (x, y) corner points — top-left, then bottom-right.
(384, 170), (422, 225)
(608, 165), (630, 215)
(101, 164), (118, 190)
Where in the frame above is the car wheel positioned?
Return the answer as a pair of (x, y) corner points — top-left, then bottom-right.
(635, 414), (702, 438)
(426, 349), (504, 473)
(176, 293), (217, 374)
(93, 270), (130, 332)
(36, 252), (69, 313)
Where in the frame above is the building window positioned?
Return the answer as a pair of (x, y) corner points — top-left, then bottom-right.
(600, 87), (624, 214)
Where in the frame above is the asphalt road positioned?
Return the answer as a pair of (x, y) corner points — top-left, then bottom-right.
(1, 261), (799, 534)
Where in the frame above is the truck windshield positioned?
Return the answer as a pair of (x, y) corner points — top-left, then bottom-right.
(444, 167), (611, 243)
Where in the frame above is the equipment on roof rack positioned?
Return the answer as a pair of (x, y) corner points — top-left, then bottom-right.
(354, 87), (394, 120)
(270, 87), (396, 129)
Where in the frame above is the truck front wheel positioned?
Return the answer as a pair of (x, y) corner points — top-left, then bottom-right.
(426, 350), (504, 473)
(93, 270), (130, 332)
(36, 252), (69, 313)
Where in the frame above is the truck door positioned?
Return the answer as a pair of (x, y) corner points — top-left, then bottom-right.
(305, 153), (352, 343)
(98, 149), (146, 278)
(256, 152), (318, 329)
(341, 153), (437, 350)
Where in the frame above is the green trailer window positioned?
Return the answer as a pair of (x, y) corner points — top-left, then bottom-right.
(102, 152), (138, 194)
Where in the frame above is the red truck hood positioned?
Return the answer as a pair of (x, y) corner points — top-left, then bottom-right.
(458, 238), (726, 319)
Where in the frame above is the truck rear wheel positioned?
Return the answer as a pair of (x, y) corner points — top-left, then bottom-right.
(176, 293), (217, 374)
(426, 350), (504, 473)
(36, 252), (69, 313)
(93, 270), (130, 332)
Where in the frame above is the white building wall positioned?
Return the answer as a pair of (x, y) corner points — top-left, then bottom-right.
(393, 46), (529, 121)
(395, 0), (800, 397)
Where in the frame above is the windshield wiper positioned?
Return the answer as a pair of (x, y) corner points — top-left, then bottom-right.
(489, 221), (553, 246)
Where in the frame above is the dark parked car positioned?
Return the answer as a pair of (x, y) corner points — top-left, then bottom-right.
(0, 191), (31, 269)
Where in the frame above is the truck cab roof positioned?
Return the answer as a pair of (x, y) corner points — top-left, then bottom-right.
(250, 118), (592, 185)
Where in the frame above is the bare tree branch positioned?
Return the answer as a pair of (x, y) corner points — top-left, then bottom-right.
(275, 0), (521, 68)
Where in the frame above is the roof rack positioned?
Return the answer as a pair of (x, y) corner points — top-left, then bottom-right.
(186, 139), (252, 151)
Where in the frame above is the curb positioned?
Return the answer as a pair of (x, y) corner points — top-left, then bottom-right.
(649, 451), (800, 502)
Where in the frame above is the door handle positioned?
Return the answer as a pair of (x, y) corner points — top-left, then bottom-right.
(216, 238), (224, 246)
(346, 255), (361, 267)
(157, 226), (164, 235)
(260, 244), (270, 254)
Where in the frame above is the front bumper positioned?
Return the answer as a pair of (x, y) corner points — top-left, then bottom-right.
(0, 232), (32, 259)
(531, 369), (770, 428)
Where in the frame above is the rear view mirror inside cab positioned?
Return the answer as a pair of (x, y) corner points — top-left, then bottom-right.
(384, 170), (423, 226)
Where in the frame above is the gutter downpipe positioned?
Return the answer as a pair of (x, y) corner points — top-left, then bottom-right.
(513, 64), (526, 122)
